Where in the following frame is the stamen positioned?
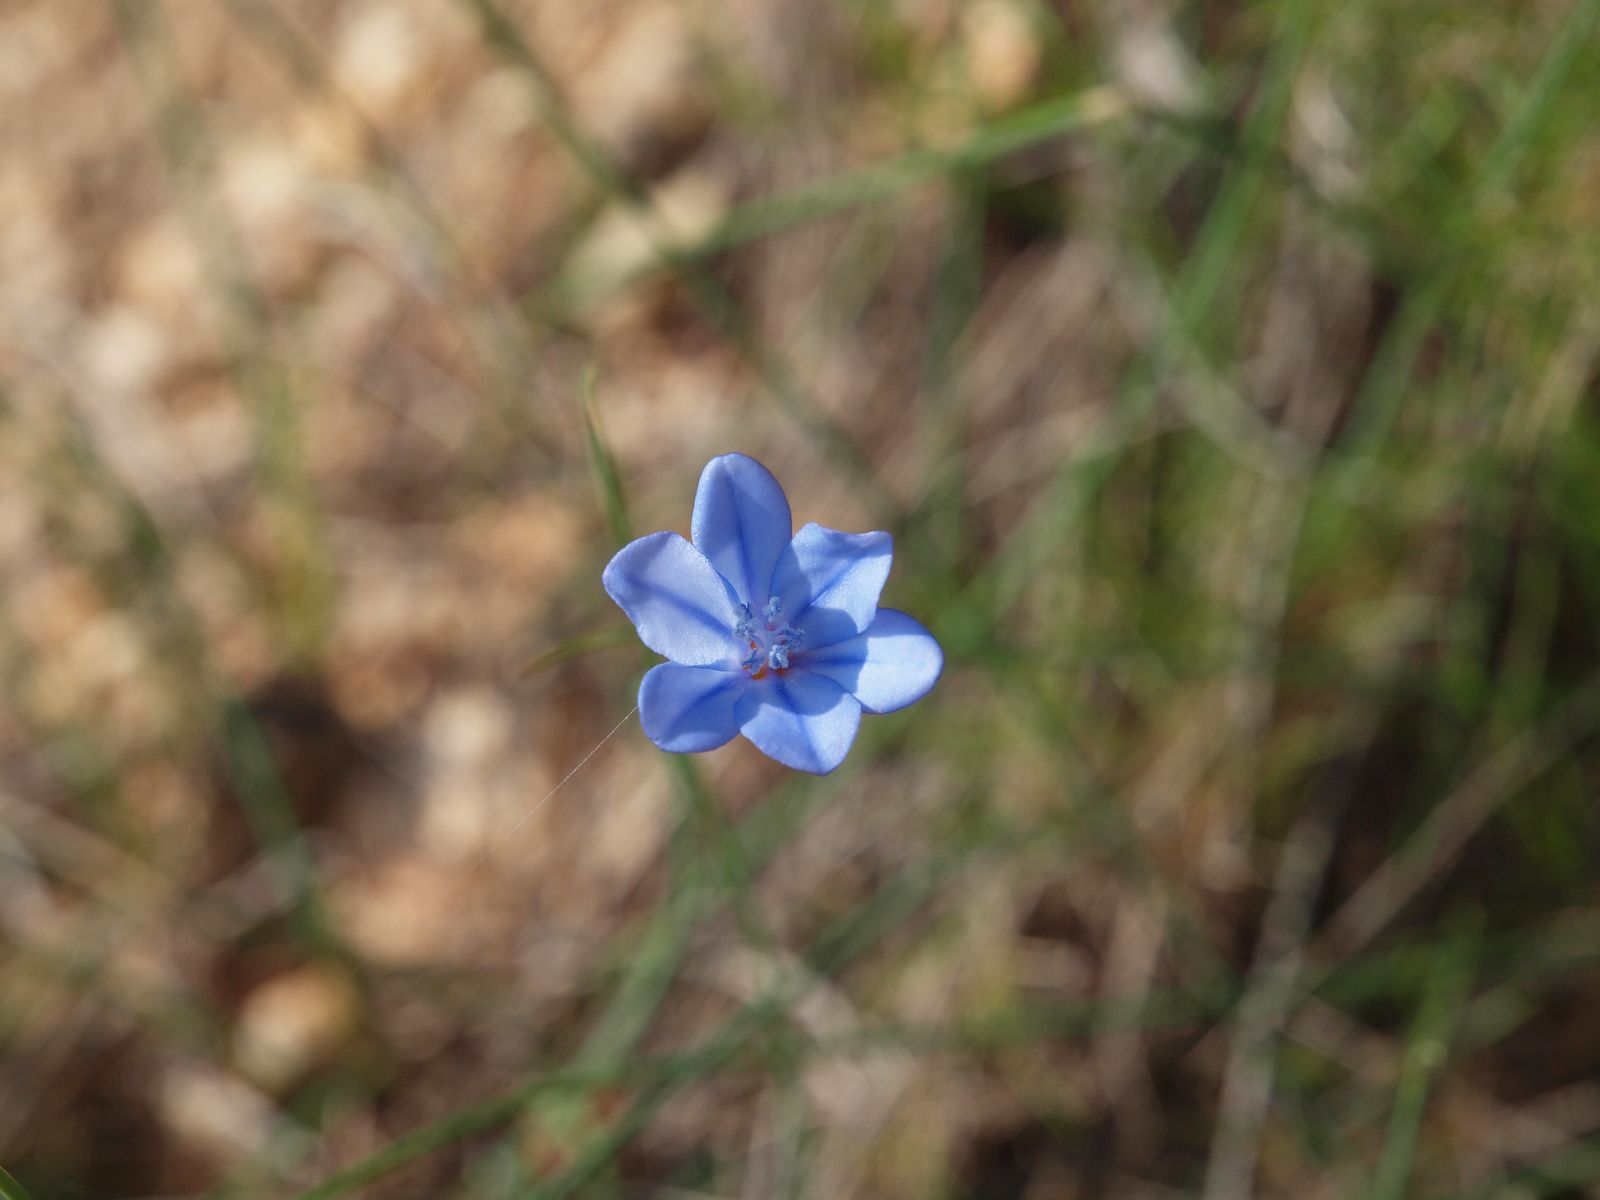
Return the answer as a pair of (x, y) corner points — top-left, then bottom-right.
(733, 597), (805, 676)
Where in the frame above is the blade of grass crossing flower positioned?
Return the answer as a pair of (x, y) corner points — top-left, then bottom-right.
(581, 401), (776, 952)
(579, 373), (777, 998)
(570, 418), (780, 1189)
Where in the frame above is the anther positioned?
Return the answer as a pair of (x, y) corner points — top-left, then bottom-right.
(733, 599), (805, 676)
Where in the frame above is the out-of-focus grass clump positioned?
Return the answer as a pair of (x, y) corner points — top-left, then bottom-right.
(2, 0), (1599, 1196)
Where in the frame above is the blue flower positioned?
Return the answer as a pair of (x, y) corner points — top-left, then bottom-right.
(603, 453), (943, 774)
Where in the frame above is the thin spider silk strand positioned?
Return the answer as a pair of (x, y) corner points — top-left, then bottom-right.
(465, 704), (638, 875)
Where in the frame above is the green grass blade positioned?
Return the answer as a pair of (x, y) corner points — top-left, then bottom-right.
(281, 898), (1577, 1200)
(456, 0), (893, 517)
(517, 626), (636, 677)
(579, 368), (633, 549)
(218, 695), (339, 952)
(656, 89), (1118, 264)
(1371, 919), (1481, 1200)
(1424, 1133), (1600, 1200)
(1327, 0), (1600, 476)
(114, 0), (332, 657)
(0, 1167), (37, 1200)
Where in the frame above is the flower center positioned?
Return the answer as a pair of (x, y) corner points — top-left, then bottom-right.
(734, 596), (804, 677)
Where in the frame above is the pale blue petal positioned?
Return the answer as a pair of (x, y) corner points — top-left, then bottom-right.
(691, 453), (792, 607)
(770, 522), (893, 650)
(735, 670), (861, 775)
(638, 662), (746, 752)
(602, 532), (738, 667)
(804, 609), (943, 714)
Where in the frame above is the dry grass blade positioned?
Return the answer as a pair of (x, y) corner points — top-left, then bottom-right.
(1324, 673), (1600, 956)
(1202, 810), (1336, 1200)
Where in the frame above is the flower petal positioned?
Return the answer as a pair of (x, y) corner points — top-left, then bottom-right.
(770, 522), (893, 650)
(691, 453), (792, 607)
(638, 662), (746, 752)
(602, 531), (738, 667)
(735, 670), (861, 775)
(804, 608), (943, 714)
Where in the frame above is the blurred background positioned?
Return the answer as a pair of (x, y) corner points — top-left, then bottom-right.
(3, 0), (1600, 1197)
